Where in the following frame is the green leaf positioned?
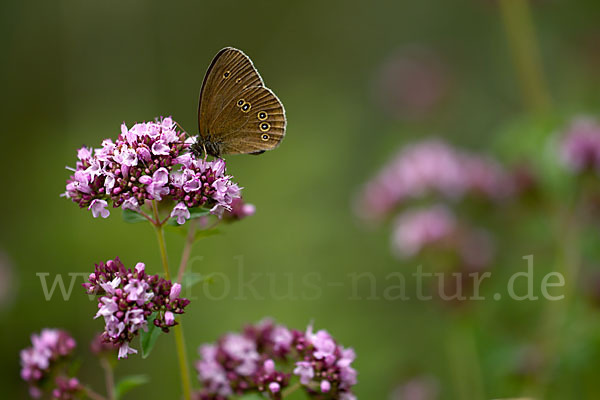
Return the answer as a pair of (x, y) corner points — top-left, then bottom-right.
(194, 228), (221, 240)
(114, 375), (149, 400)
(181, 272), (215, 289)
(190, 207), (211, 219)
(140, 313), (162, 359)
(122, 209), (148, 224)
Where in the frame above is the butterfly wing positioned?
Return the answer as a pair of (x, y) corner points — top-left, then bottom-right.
(198, 48), (263, 137)
(198, 47), (286, 155)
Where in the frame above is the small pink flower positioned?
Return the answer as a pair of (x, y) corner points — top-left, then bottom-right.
(165, 311), (175, 326)
(269, 382), (280, 393)
(294, 361), (314, 385)
(77, 147), (92, 160)
(170, 202), (191, 225)
(122, 197), (140, 211)
(170, 283), (182, 300)
(135, 262), (145, 274)
(391, 205), (456, 258)
(137, 146), (152, 162)
(264, 359), (275, 374)
(89, 199), (110, 218)
(151, 141), (170, 155)
(118, 342), (137, 359)
(147, 183), (169, 201)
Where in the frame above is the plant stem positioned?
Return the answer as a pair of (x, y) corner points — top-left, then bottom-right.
(535, 187), (583, 398)
(150, 201), (192, 400)
(139, 209), (157, 225)
(177, 219), (198, 283)
(100, 358), (115, 400)
(84, 387), (107, 400)
(152, 201), (171, 281)
(174, 323), (193, 400)
(499, 0), (551, 113)
(445, 314), (485, 400)
(282, 381), (302, 397)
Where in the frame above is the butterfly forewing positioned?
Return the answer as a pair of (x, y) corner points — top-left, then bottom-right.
(198, 48), (263, 137)
(197, 47), (286, 156)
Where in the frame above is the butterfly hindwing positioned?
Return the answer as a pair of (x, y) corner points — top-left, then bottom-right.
(210, 85), (286, 154)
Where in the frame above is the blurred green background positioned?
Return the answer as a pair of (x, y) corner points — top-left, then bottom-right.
(2, 0), (600, 399)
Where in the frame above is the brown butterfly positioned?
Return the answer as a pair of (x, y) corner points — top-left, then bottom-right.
(190, 47), (287, 158)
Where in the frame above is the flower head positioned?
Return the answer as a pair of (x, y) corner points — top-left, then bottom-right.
(559, 117), (600, 173)
(51, 376), (83, 400)
(64, 118), (243, 223)
(391, 205), (456, 258)
(355, 139), (513, 223)
(20, 329), (76, 396)
(194, 319), (357, 399)
(83, 257), (190, 359)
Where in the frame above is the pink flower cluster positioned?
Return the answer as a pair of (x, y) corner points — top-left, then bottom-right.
(64, 117), (242, 224)
(20, 329), (77, 398)
(194, 319), (357, 400)
(391, 205), (456, 258)
(391, 204), (495, 267)
(355, 139), (513, 222)
(559, 117), (600, 174)
(50, 377), (82, 400)
(83, 257), (190, 359)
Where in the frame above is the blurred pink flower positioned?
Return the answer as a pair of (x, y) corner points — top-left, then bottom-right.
(372, 46), (449, 120)
(391, 205), (456, 258)
(389, 375), (439, 400)
(195, 320), (357, 399)
(222, 197), (256, 221)
(559, 117), (600, 173)
(355, 139), (513, 223)
(20, 329), (76, 396)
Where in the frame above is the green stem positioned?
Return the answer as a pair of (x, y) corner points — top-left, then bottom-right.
(152, 201), (171, 281)
(100, 358), (115, 400)
(150, 201), (192, 400)
(499, 0), (551, 112)
(177, 219), (198, 283)
(445, 315), (485, 400)
(84, 387), (107, 400)
(174, 323), (193, 400)
(282, 381), (302, 397)
(535, 187), (583, 398)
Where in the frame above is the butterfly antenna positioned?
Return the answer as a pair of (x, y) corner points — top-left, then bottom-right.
(175, 121), (192, 138)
